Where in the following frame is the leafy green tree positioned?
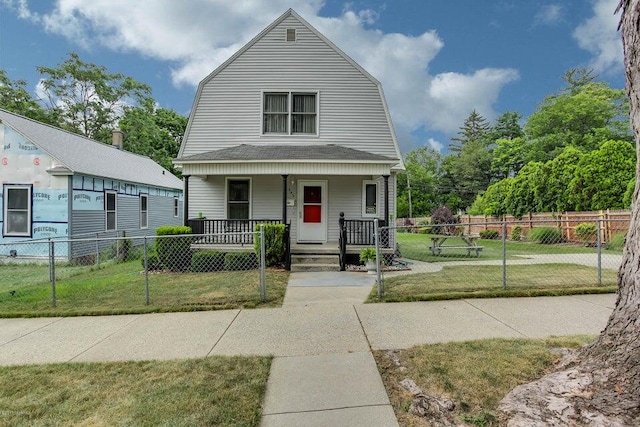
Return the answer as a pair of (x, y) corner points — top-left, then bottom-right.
(442, 139), (492, 209)
(623, 178), (635, 208)
(397, 146), (442, 217)
(443, 110), (493, 209)
(36, 52), (152, 142)
(449, 109), (491, 152)
(118, 99), (187, 174)
(525, 76), (631, 162)
(0, 69), (52, 123)
(468, 177), (514, 217)
(545, 146), (584, 212)
(568, 140), (636, 210)
(490, 137), (529, 180)
(488, 111), (524, 143)
(504, 161), (547, 218)
(561, 67), (597, 94)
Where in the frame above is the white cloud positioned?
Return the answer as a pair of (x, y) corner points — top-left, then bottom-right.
(9, 0), (519, 143)
(534, 4), (563, 26)
(573, 0), (623, 74)
(427, 138), (443, 153)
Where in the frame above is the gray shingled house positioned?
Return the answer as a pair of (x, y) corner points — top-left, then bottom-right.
(174, 9), (402, 270)
(0, 109), (183, 259)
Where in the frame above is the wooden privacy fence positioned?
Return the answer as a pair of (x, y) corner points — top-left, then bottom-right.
(397, 210), (631, 243)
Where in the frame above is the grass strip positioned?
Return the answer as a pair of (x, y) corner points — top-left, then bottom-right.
(375, 335), (594, 426)
(369, 263), (617, 303)
(0, 356), (271, 426)
(397, 233), (622, 263)
(0, 261), (288, 317)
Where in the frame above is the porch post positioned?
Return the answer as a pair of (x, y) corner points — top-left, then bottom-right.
(183, 175), (190, 226)
(383, 175), (390, 225)
(281, 174), (289, 225)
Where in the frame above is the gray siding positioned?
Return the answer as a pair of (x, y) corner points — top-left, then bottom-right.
(70, 191), (183, 259)
(181, 14), (398, 160)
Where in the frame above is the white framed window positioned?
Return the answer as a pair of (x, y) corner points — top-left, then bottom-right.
(225, 178), (251, 219)
(3, 184), (32, 237)
(105, 191), (117, 231)
(140, 194), (148, 229)
(362, 180), (378, 218)
(173, 197), (179, 217)
(263, 92), (317, 135)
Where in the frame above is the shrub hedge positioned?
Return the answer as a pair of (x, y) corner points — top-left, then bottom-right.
(254, 223), (286, 267)
(224, 252), (257, 271)
(191, 250), (225, 272)
(156, 226), (192, 272)
(528, 227), (563, 244)
(479, 230), (500, 240)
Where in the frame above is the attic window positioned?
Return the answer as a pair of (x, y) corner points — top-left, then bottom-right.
(286, 28), (296, 42)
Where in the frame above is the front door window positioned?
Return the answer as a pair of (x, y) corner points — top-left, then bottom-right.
(303, 186), (322, 223)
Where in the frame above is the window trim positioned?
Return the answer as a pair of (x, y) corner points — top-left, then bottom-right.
(173, 197), (179, 218)
(261, 91), (319, 136)
(105, 190), (117, 231)
(140, 193), (148, 229)
(362, 180), (379, 218)
(2, 184), (33, 237)
(224, 178), (252, 219)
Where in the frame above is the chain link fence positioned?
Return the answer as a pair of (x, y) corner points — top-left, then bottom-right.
(0, 227), (288, 316)
(374, 218), (625, 298)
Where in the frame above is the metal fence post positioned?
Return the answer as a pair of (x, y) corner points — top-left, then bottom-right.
(49, 239), (56, 308)
(374, 218), (383, 298)
(144, 236), (150, 305)
(597, 219), (602, 286)
(502, 220), (507, 290)
(260, 225), (266, 302)
(95, 233), (100, 266)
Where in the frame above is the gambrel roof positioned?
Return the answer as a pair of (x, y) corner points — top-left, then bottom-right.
(0, 109), (182, 190)
(176, 8), (404, 172)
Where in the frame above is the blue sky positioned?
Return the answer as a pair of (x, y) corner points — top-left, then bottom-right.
(0, 0), (625, 153)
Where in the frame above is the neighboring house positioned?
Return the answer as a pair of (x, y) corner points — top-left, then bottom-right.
(0, 108), (183, 259)
(174, 9), (402, 270)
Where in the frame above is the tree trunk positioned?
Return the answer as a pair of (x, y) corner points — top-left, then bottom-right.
(500, 1), (640, 425)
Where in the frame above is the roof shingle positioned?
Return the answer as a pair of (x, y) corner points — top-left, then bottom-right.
(0, 109), (182, 190)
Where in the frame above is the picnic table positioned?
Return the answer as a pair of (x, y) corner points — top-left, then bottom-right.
(429, 234), (484, 257)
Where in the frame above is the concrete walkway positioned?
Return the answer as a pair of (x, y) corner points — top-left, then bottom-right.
(0, 272), (616, 426)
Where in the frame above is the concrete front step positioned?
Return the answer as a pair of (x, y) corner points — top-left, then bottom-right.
(291, 254), (338, 265)
(290, 264), (341, 272)
(290, 254), (340, 272)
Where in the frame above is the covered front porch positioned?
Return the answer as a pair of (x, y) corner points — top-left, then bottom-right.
(187, 216), (393, 271)
(175, 144), (400, 271)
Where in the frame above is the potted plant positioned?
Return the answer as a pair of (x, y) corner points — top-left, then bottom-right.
(359, 247), (377, 274)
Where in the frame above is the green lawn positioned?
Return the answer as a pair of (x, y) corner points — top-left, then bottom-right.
(375, 335), (594, 426)
(371, 263), (617, 302)
(0, 356), (271, 426)
(397, 232), (621, 263)
(0, 261), (289, 317)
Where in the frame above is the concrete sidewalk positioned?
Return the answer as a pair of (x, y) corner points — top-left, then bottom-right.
(0, 272), (616, 426)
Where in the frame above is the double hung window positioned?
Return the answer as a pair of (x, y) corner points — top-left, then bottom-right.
(227, 179), (250, 219)
(140, 194), (148, 229)
(3, 185), (32, 237)
(105, 191), (117, 231)
(263, 92), (317, 135)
